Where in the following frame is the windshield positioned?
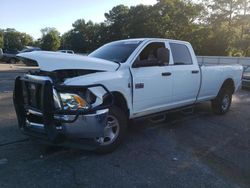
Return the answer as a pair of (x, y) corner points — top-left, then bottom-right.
(89, 41), (142, 63)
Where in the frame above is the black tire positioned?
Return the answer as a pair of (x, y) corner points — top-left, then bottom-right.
(94, 105), (127, 154)
(211, 88), (232, 115)
(9, 58), (17, 64)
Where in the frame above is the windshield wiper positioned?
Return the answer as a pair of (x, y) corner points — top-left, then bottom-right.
(110, 59), (120, 64)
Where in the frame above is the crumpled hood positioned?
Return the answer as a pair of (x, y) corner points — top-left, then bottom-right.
(17, 51), (119, 72)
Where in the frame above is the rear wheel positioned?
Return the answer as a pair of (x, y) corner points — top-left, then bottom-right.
(211, 88), (232, 115)
(94, 105), (127, 154)
(9, 58), (17, 64)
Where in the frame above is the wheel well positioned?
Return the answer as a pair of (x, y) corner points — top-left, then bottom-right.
(104, 91), (129, 119)
(220, 78), (235, 94)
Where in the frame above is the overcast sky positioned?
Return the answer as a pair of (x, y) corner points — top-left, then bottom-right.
(1, 0), (157, 39)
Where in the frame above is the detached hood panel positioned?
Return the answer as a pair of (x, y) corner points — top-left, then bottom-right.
(17, 51), (119, 72)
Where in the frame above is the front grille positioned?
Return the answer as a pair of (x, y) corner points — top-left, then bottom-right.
(13, 75), (63, 141)
(22, 81), (43, 110)
(242, 80), (250, 87)
(243, 75), (250, 80)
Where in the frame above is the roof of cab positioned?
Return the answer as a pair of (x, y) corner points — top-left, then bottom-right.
(109, 38), (191, 45)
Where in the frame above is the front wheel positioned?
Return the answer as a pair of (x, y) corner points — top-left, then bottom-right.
(211, 88), (232, 115)
(94, 105), (127, 154)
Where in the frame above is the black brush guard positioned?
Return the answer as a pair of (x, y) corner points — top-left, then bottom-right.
(13, 76), (113, 144)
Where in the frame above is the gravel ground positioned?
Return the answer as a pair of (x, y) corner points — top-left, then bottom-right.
(0, 64), (249, 188)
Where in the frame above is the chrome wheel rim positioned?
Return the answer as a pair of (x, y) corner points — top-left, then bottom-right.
(96, 115), (120, 146)
(222, 95), (230, 111)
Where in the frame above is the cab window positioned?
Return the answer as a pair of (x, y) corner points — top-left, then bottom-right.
(170, 43), (193, 65)
(133, 42), (169, 67)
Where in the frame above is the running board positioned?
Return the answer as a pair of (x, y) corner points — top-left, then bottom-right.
(149, 114), (166, 124)
(181, 106), (194, 115)
(134, 104), (196, 121)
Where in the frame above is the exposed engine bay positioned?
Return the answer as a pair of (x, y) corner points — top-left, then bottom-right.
(28, 69), (102, 84)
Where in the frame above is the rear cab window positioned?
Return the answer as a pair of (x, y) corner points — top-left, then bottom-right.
(169, 43), (193, 65)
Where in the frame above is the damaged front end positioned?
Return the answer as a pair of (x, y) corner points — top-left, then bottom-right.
(13, 73), (113, 149)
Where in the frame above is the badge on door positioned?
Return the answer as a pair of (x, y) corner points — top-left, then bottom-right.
(135, 83), (144, 89)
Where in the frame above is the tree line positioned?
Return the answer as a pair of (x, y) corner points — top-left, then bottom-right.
(0, 0), (250, 56)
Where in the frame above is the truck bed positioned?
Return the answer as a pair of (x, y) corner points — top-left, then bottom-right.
(197, 64), (242, 102)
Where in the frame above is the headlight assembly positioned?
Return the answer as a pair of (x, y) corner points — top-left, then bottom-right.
(59, 93), (90, 110)
(85, 89), (97, 104)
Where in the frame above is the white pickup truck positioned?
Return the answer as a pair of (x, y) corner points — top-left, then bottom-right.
(14, 38), (243, 153)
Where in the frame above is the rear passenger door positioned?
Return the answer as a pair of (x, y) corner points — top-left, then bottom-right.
(169, 42), (200, 107)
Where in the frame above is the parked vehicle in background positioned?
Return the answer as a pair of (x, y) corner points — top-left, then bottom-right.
(0, 46), (41, 64)
(0, 48), (3, 59)
(14, 38), (243, 153)
(57, 50), (74, 54)
(242, 67), (250, 89)
(20, 46), (41, 53)
(1, 49), (20, 64)
(18, 46), (42, 66)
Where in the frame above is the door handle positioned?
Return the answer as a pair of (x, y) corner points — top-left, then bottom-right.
(162, 72), (172, 76)
(191, 70), (199, 74)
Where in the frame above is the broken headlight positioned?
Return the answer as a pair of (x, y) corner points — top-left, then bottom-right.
(59, 93), (90, 110)
(85, 89), (97, 104)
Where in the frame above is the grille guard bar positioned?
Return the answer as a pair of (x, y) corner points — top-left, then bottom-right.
(13, 75), (113, 141)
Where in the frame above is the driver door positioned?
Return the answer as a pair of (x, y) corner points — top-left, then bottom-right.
(131, 41), (173, 116)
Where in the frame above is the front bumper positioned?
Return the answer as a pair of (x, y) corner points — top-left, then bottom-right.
(13, 75), (113, 148)
(25, 109), (109, 138)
